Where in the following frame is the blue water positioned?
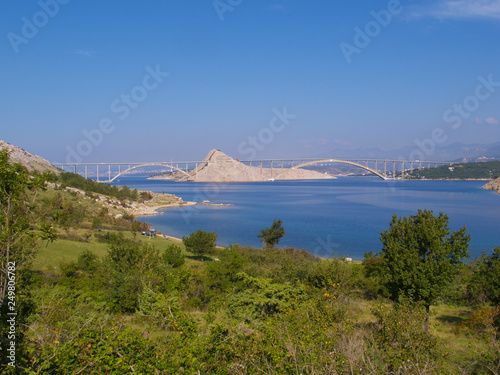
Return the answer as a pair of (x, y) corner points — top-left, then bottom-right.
(112, 177), (500, 261)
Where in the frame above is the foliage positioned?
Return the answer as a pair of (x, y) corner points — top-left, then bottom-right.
(468, 247), (500, 305)
(408, 160), (500, 180)
(162, 244), (185, 268)
(182, 229), (218, 261)
(258, 219), (286, 247)
(371, 297), (440, 373)
(105, 237), (162, 312)
(0, 150), (56, 304)
(379, 209), (470, 331)
(58, 171), (139, 201)
(227, 272), (306, 321)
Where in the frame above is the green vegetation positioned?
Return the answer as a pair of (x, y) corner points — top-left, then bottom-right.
(0, 150), (56, 303)
(1, 151), (499, 374)
(379, 209), (470, 332)
(58, 171), (142, 202)
(258, 218), (286, 247)
(408, 160), (500, 180)
(182, 229), (218, 261)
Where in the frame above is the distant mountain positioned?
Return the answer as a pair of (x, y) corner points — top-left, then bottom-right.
(0, 139), (60, 174)
(318, 142), (500, 162)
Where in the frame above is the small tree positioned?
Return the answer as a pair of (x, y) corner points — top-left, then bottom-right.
(182, 230), (218, 261)
(468, 247), (500, 305)
(380, 209), (470, 333)
(258, 219), (286, 247)
(0, 150), (56, 304)
(162, 244), (185, 268)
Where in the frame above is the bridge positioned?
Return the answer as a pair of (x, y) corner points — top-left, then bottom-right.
(55, 158), (450, 183)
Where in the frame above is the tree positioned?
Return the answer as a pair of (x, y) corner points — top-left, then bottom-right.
(379, 209), (470, 333)
(0, 150), (56, 304)
(258, 219), (286, 247)
(182, 229), (218, 261)
(162, 244), (185, 268)
(468, 247), (500, 305)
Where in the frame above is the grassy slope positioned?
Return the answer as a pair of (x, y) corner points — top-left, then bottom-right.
(35, 230), (189, 271)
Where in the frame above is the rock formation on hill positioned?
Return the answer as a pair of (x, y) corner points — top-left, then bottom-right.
(0, 139), (60, 174)
(483, 177), (500, 194)
(151, 149), (334, 182)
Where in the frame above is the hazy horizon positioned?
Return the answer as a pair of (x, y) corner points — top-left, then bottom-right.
(2, 0), (500, 163)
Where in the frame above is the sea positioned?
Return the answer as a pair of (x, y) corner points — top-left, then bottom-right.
(111, 177), (500, 261)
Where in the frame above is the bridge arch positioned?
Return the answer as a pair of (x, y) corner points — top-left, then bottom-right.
(108, 163), (192, 183)
(274, 159), (389, 180)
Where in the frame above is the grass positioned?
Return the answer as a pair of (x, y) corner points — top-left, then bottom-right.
(34, 229), (205, 271)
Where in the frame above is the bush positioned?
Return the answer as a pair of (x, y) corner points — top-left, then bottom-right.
(371, 298), (440, 373)
(162, 244), (185, 268)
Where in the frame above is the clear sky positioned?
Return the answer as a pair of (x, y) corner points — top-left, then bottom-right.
(1, 0), (500, 162)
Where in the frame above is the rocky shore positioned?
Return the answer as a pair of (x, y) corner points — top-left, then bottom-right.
(483, 177), (500, 194)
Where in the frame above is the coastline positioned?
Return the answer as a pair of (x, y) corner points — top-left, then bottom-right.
(121, 192), (198, 217)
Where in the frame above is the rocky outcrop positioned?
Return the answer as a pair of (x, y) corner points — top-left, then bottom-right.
(483, 177), (500, 194)
(0, 139), (60, 174)
(151, 149), (334, 182)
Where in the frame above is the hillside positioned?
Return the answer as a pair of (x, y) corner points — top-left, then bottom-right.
(407, 161), (500, 180)
(0, 139), (59, 174)
(150, 149), (335, 182)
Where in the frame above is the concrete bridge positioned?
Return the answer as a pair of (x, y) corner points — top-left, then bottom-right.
(55, 158), (450, 183)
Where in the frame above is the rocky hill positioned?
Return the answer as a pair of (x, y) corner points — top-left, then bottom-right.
(483, 177), (500, 194)
(151, 150), (334, 182)
(0, 139), (59, 174)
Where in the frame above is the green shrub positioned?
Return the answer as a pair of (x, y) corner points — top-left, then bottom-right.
(162, 244), (185, 268)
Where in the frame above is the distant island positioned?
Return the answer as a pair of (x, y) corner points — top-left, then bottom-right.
(149, 149), (335, 182)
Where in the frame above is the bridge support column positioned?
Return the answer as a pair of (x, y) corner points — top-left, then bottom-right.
(108, 165), (111, 182)
(393, 161), (396, 179)
(271, 161), (273, 179)
(85, 165), (88, 179)
(260, 161), (263, 177)
(97, 165), (99, 182)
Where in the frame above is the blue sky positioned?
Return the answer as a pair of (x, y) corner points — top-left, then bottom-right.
(1, 0), (500, 162)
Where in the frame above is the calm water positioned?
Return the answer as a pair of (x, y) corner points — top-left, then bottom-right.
(112, 177), (500, 261)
